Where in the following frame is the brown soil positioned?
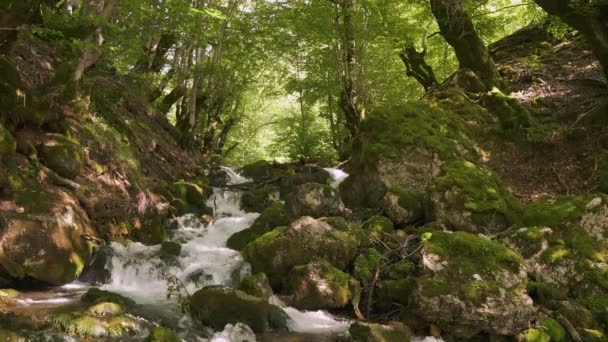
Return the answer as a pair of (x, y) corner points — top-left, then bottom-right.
(482, 26), (608, 203)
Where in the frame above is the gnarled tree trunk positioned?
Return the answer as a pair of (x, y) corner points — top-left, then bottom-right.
(429, 0), (500, 90)
(533, 0), (608, 82)
(399, 43), (438, 92)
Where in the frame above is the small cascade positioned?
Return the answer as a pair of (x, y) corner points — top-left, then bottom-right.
(270, 296), (351, 334)
(324, 168), (349, 189)
(102, 188), (258, 302)
(220, 166), (251, 185)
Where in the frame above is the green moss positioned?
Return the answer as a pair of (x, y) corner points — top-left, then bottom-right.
(361, 216), (394, 236)
(147, 327), (180, 342)
(190, 286), (270, 333)
(482, 89), (532, 130)
(81, 288), (135, 307)
(354, 103), (486, 165)
(51, 312), (138, 338)
(39, 133), (84, 179)
(539, 317), (566, 342)
(580, 329), (606, 342)
(524, 328), (550, 342)
(285, 259), (360, 310)
(354, 248), (382, 284)
(432, 160), (523, 228)
(522, 196), (589, 227)
(87, 302), (124, 316)
(238, 273), (273, 299)
(420, 231), (523, 300)
(227, 202), (289, 250)
(376, 278), (416, 309)
(241, 186), (277, 212)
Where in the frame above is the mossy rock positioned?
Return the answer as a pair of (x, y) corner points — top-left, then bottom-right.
(38, 133), (84, 179)
(189, 286), (270, 333)
(147, 327), (180, 342)
(81, 288), (136, 307)
(538, 317), (566, 342)
(428, 160), (522, 234)
(239, 273), (273, 300)
(227, 202), (289, 250)
(504, 196), (608, 298)
(87, 302), (124, 316)
(382, 187), (424, 225)
(481, 90), (532, 130)
(285, 259), (361, 311)
(285, 182), (345, 218)
(361, 216), (394, 237)
(279, 169), (331, 198)
(0, 189), (98, 285)
(239, 160), (289, 179)
(241, 186), (277, 213)
(349, 322), (411, 342)
(133, 212), (166, 245)
(51, 311), (140, 338)
(160, 241), (181, 259)
(243, 217), (361, 287)
(412, 231), (533, 338)
(162, 181), (212, 215)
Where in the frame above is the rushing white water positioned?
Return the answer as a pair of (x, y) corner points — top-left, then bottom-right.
(324, 168), (349, 189)
(101, 167), (351, 339)
(102, 189), (258, 302)
(270, 296), (351, 334)
(220, 166), (251, 185)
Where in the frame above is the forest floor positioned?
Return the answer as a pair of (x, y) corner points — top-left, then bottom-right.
(483, 26), (608, 202)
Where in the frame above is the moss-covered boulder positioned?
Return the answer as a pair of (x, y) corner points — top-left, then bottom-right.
(38, 133), (84, 179)
(361, 216), (394, 240)
(81, 288), (136, 307)
(132, 211), (167, 245)
(51, 308), (141, 338)
(503, 196), (608, 294)
(239, 160), (289, 179)
(239, 273), (273, 300)
(428, 160), (522, 234)
(340, 103), (489, 209)
(243, 216), (361, 287)
(160, 181), (212, 216)
(189, 286), (271, 333)
(285, 259), (360, 311)
(227, 202), (289, 250)
(349, 322), (411, 342)
(381, 187), (424, 226)
(279, 169), (331, 198)
(0, 123), (16, 160)
(285, 183), (345, 218)
(0, 187), (98, 285)
(411, 231), (533, 338)
(481, 90), (532, 130)
(241, 186), (277, 213)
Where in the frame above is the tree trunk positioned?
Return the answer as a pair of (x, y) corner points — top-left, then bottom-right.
(533, 0), (608, 82)
(399, 43), (439, 92)
(340, 0), (362, 139)
(429, 0), (500, 90)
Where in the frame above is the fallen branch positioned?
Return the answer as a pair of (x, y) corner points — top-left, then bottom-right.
(40, 165), (81, 191)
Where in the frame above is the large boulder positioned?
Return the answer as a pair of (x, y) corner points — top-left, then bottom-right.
(411, 231), (533, 338)
(285, 183), (345, 218)
(241, 186), (278, 213)
(279, 169), (331, 198)
(189, 286), (272, 333)
(428, 160), (522, 234)
(238, 273), (273, 300)
(227, 202), (289, 250)
(340, 103), (489, 210)
(502, 195), (608, 331)
(243, 216), (361, 286)
(38, 133), (84, 179)
(381, 187), (424, 226)
(159, 181), (212, 216)
(0, 186), (98, 285)
(285, 259), (360, 311)
(239, 160), (289, 179)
